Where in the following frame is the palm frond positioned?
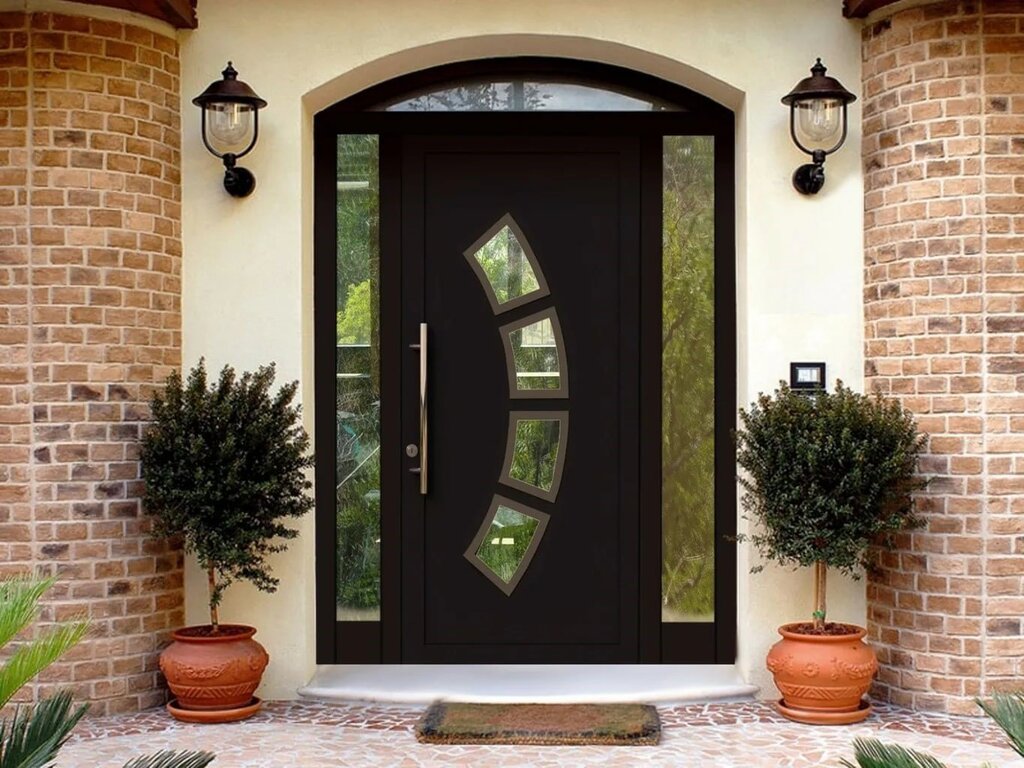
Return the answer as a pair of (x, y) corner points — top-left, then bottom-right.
(0, 622), (88, 710)
(0, 691), (88, 768)
(840, 737), (948, 768)
(977, 692), (1024, 757)
(0, 578), (56, 649)
(122, 752), (216, 768)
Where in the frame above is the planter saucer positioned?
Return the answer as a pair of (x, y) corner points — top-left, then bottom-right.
(167, 696), (262, 723)
(775, 698), (871, 726)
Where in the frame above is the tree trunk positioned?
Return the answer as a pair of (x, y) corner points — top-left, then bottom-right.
(207, 566), (220, 633)
(812, 560), (827, 631)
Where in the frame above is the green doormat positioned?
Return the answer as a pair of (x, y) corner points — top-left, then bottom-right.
(415, 702), (661, 746)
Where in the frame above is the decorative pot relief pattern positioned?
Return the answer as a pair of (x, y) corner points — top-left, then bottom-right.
(159, 626), (270, 713)
(766, 623), (878, 722)
(171, 682), (260, 701)
(160, 652), (268, 682)
(830, 656), (877, 681)
(776, 683), (867, 701)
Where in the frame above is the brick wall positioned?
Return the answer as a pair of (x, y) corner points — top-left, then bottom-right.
(863, 0), (1024, 715)
(0, 10), (182, 715)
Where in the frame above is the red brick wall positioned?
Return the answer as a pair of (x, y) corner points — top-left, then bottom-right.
(863, 0), (1024, 715)
(0, 10), (182, 715)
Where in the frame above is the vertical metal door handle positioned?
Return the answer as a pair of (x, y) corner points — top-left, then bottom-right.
(411, 322), (428, 495)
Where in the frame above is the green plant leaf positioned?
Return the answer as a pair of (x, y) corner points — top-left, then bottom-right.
(0, 622), (88, 710)
(0, 691), (89, 768)
(141, 359), (315, 617)
(840, 737), (948, 768)
(977, 692), (1024, 757)
(0, 578), (56, 650)
(735, 381), (926, 617)
(122, 752), (216, 768)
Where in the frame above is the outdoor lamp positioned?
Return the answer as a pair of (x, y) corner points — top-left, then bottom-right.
(193, 62), (267, 198)
(781, 59), (856, 195)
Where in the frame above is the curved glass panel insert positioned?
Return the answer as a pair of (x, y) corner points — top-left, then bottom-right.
(464, 214), (549, 313)
(662, 135), (715, 624)
(500, 411), (568, 502)
(381, 79), (680, 112)
(465, 496), (550, 596)
(500, 309), (568, 398)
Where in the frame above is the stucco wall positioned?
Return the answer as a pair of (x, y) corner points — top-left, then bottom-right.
(178, 0), (866, 700)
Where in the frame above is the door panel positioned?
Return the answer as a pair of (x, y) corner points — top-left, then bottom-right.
(400, 136), (640, 662)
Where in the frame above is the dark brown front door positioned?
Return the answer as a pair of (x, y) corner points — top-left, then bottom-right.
(398, 135), (641, 662)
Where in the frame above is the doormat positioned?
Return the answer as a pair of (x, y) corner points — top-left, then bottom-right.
(415, 702), (660, 746)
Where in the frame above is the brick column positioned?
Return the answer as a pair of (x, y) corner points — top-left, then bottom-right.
(863, 0), (1024, 715)
(0, 10), (183, 715)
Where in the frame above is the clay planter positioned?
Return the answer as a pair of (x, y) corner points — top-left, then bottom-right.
(160, 624), (269, 723)
(766, 623), (878, 725)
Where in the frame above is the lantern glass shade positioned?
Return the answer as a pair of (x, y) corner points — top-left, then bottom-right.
(793, 97), (843, 151)
(206, 102), (255, 155)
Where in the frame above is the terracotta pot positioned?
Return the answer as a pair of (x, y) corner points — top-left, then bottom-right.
(159, 624), (269, 722)
(766, 623), (878, 725)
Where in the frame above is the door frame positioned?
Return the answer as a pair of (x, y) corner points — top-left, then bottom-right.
(313, 57), (736, 665)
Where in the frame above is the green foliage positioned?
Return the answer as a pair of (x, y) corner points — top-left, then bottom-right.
(336, 447), (380, 610)
(841, 738), (946, 768)
(509, 419), (558, 491)
(0, 578), (87, 712)
(122, 753), (216, 768)
(476, 516), (539, 584)
(662, 136), (715, 618)
(843, 693), (1024, 768)
(978, 692), (1024, 758)
(140, 360), (314, 619)
(736, 381), (926, 577)
(336, 279), (372, 345)
(0, 691), (86, 768)
(0, 577), (215, 768)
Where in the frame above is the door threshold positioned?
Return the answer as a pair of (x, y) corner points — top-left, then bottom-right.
(298, 665), (758, 704)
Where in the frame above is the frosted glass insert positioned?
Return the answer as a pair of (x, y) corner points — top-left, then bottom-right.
(500, 411), (568, 501)
(500, 310), (568, 398)
(464, 214), (549, 313)
(466, 496), (550, 596)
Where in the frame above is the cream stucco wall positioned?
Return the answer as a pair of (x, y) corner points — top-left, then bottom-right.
(177, 0), (866, 700)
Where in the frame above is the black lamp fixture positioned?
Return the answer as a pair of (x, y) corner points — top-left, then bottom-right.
(781, 59), (856, 195)
(192, 62), (267, 198)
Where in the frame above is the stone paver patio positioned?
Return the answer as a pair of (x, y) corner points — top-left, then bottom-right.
(60, 700), (1024, 767)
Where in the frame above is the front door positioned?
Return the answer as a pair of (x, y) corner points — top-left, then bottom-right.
(315, 59), (737, 668)
(399, 136), (641, 662)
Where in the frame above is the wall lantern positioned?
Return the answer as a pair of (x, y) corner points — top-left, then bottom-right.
(781, 59), (856, 195)
(192, 62), (267, 198)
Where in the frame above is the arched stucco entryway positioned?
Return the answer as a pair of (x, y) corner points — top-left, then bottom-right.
(179, 2), (866, 703)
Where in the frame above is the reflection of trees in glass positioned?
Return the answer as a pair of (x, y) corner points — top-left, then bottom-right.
(510, 322), (560, 390)
(473, 226), (539, 305)
(337, 279), (371, 344)
(336, 135), (381, 616)
(510, 419), (559, 492)
(476, 507), (540, 583)
(662, 136), (715, 620)
(337, 443), (380, 610)
(395, 82), (549, 112)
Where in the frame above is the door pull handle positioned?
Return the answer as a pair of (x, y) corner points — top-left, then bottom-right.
(409, 323), (428, 494)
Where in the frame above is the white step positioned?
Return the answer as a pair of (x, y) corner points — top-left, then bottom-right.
(298, 664), (758, 704)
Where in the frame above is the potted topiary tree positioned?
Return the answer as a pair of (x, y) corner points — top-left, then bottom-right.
(141, 360), (314, 723)
(736, 381), (925, 725)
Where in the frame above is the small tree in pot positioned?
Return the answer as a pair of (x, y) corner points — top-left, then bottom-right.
(736, 381), (925, 725)
(142, 360), (313, 723)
